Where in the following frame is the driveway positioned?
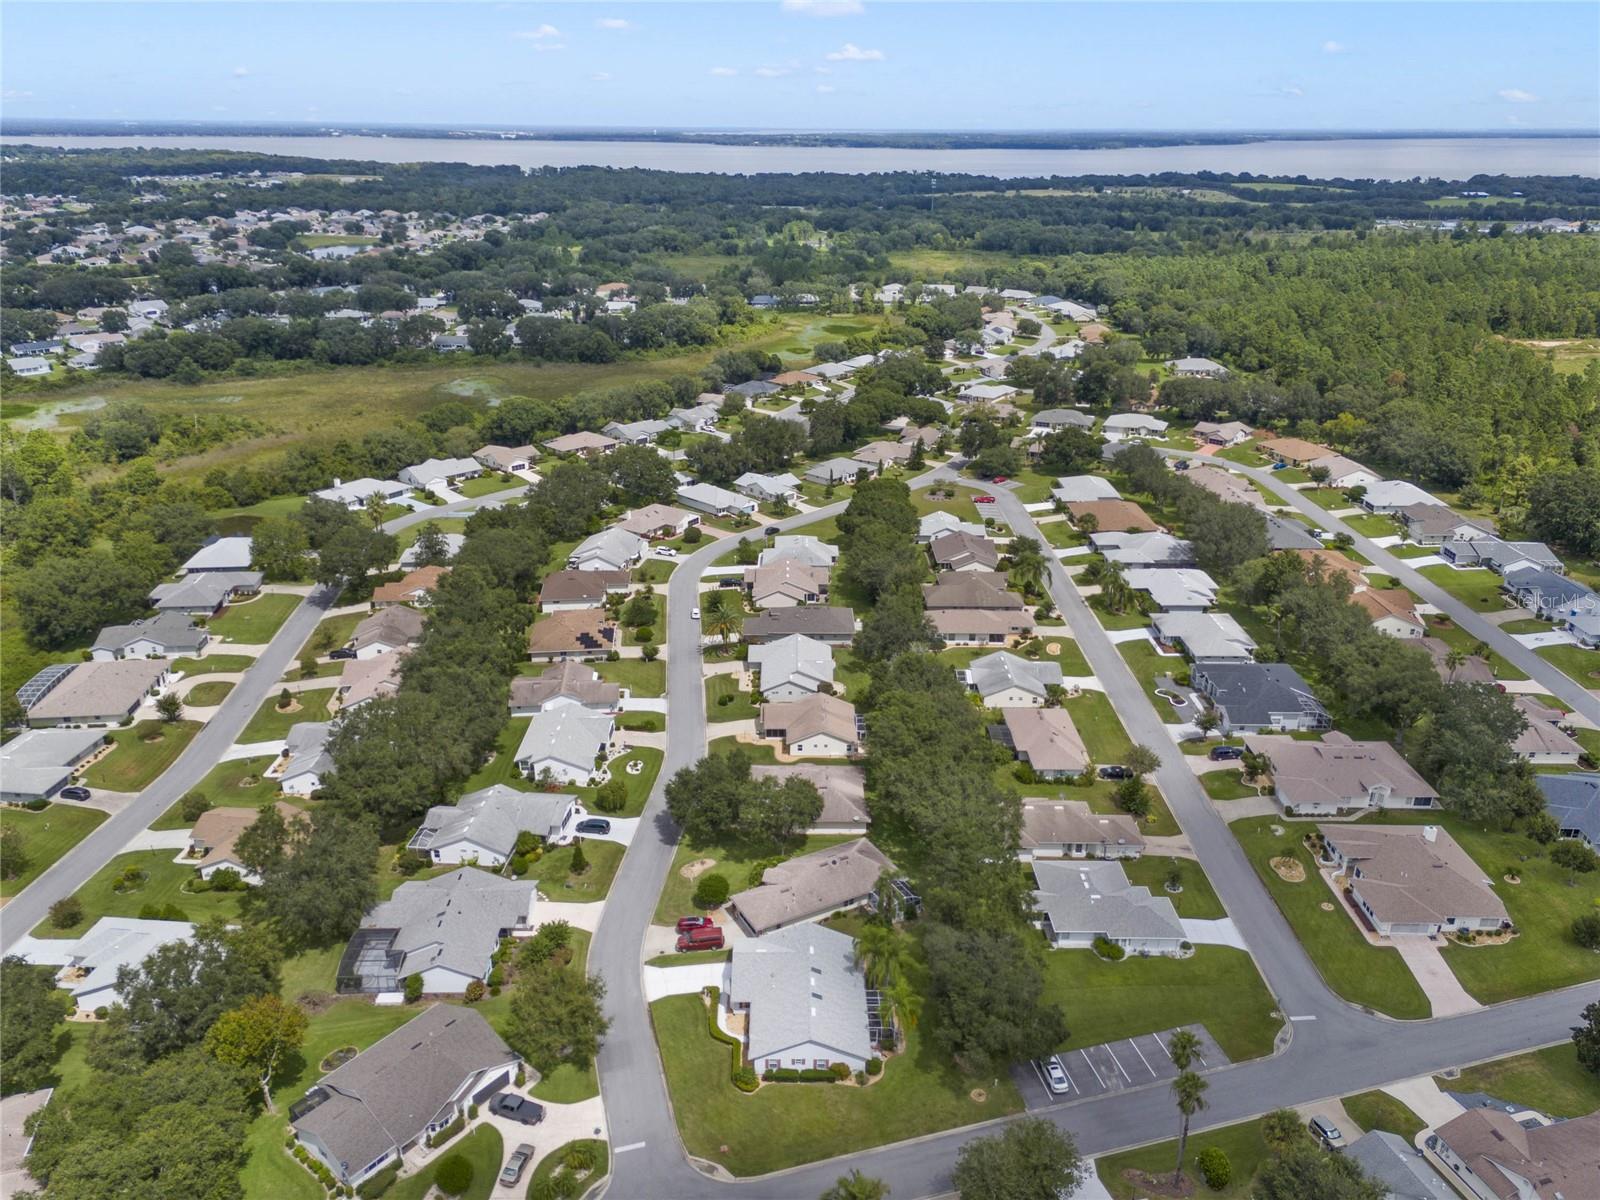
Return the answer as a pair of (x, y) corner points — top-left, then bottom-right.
(1181, 918), (1248, 950)
(1393, 938), (1482, 1017)
(121, 828), (190, 853)
(0, 1089), (50, 1200)
(533, 900), (605, 934)
(486, 1095), (608, 1200)
(571, 816), (640, 848)
(642, 960), (728, 1001)
(1511, 630), (1578, 649)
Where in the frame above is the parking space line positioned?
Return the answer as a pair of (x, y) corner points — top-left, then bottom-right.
(1103, 1043), (1132, 1082)
(1059, 1056), (1085, 1095)
(1079, 1049), (1107, 1090)
(1127, 1038), (1156, 1077)
(1153, 1031), (1174, 1060)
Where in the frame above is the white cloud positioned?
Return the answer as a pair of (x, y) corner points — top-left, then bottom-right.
(1498, 88), (1538, 103)
(826, 42), (884, 61)
(513, 24), (562, 39)
(754, 66), (792, 78)
(816, 83), (836, 93)
(592, 71), (613, 82)
(596, 17), (632, 29)
(232, 65), (251, 77)
(1322, 40), (1347, 53)
(532, 43), (566, 52)
(709, 66), (738, 76)
(782, 0), (864, 15)
(1280, 85), (1304, 97)
(2, 89), (34, 99)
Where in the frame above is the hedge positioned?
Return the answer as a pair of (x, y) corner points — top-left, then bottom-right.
(1197, 1146), (1231, 1189)
(355, 1161), (399, 1199)
(426, 1113), (465, 1149)
(701, 986), (748, 1087)
(761, 1067), (839, 1083)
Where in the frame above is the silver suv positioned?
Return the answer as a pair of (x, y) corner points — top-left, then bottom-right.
(499, 1143), (535, 1186)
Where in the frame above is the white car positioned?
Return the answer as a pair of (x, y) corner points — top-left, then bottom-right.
(656, 546), (679, 558)
(691, 606), (701, 620)
(1044, 1056), (1070, 1095)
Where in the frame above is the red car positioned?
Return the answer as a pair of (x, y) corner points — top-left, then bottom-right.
(677, 926), (726, 952)
(992, 476), (1009, 484)
(676, 916), (715, 933)
(975, 495), (996, 504)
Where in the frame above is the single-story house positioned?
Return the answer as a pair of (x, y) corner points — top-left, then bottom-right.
(7, 356), (50, 378)
(272, 722), (335, 796)
(851, 441), (914, 471)
(1343, 1131), (1455, 1200)
(543, 431), (619, 458)
(1151, 611), (1257, 660)
(806, 458), (868, 487)
(929, 607), (1036, 645)
(1032, 409), (1097, 433)
(1265, 515), (1321, 551)
(344, 869), (536, 995)
(1565, 606), (1600, 648)
(1051, 475), (1121, 505)
(963, 650), (1064, 707)
(148, 570), (264, 616)
(91, 613), (208, 661)
(25, 917), (195, 1015)
(1019, 801), (1144, 861)
(371, 565), (447, 608)
(619, 504), (699, 540)
(958, 382), (1019, 405)
(917, 511), (987, 544)
(759, 694), (860, 758)
(180, 535), (255, 573)
(1258, 436), (1333, 467)
(568, 527), (646, 573)
(760, 535), (839, 569)
(1102, 414), (1169, 442)
(474, 444), (537, 473)
(17, 659), (170, 727)
(735, 472), (801, 505)
(0, 726), (106, 802)
(1031, 860), (1186, 954)
(1395, 504), (1494, 546)
(1045, 299), (1098, 322)
(1535, 772), (1599, 849)
(1440, 537), (1564, 576)
(1186, 465), (1260, 509)
(311, 477), (410, 509)
(1419, 637), (1496, 685)
(727, 377), (780, 398)
(398, 457), (482, 490)
(537, 569), (632, 612)
(337, 653), (406, 711)
(921, 572), (1026, 612)
(601, 418), (671, 446)
(187, 802), (308, 883)
(728, 923), (874, 1074)
(1358, 480), (1440, 514)
(750, 764), (870, 835)
(348, 607), (425, 659)
(1306, 454), (1380, 490)
(1510, 696), (1585, 765)
(509, 662), (620, 716)
(994, 707), (1089, 779)
(292, 1006), (521, 1188)
(1426, 1108), (1599, 1200)
(743, 607), (855, 646)
(1122, 568), (1219, 612)
(666, 402), (722, 432)
(749, 634), (836, 701)
(1190, 660), (1330, 733)
(1291, 547), (1369, 593)
(728, 838), (893, 936)
(1244, 732), (1438, 816)
(514, 706), (614, 784)
(1091, 531), (1196, 568)
(678, 482), (758, 519)
(409, 786), (578, 866)
(745, 559), (830, 608)
(1165, 357), (1229, 378)
(1191, 420), (1252, 446)
(1352, 587), (1427, 638)
(1066, 499), (1159, 533)
(929, 530), (1000, 573)
(1319, 823), (1508, 938)
(1500, 569), (1594, 620)
(400, 532), (465, 570)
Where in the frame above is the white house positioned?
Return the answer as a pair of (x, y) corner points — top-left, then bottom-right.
(91, 613), (208, 661)
(187, 802), (308, 883)
(1031, 860), (1186, 954)
(1317, 824), (1507, 938)
(312, 477), (411, 510)
(348, 870), (536, 994)
(398, 457), (483, 490)
(735, 472), (802, 505)
(7, 356), (50, 378)
(728, 923), (874, 1075)
(963, 650), (1064, 707)
(272, 722), (335, 796)
(749, 634), (836, 701)
(514, 706), (614, 784)
(22, 917), (196, 1015)
(180, 536), (255, 573)
(1359, 479), (1440, 513)
(568, 526), (645, 572)
(1102, 414), (1169, 442)
(408, 785), (579, 865)
(677, 481), (758, 518)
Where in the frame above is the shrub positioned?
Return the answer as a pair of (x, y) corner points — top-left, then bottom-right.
(510, 854), (529, 876)
(745, 856), (784, 886)
(278, 688), (292, 710)
(93, 1006), (109, 1020)
(528, 1181), (558, 1200)
(49, 896), (83, 929)
(403, 974), (423, 1003)
(464, 979), (486, 1003)
(467, 1104), (478, 1119)
(393, 849), (430, 876)
(642, 642), (659, 662)
(703, 986), (747, 1082)
(355, 1162), (400, 1199)
(180, 791), (212, 821)
(564, 1144), (597, 1172)
(1092, 936), (1125, 961)
(830, 1062), (851, 1080)
(693, 872), (730, 908)
(865, 1057), (882, 1076)
(593, 778), (627, 813)
(520, 920), (572, 966)
(1572, 912), (1600, 950)
(633, 625), (654, 643)
(514, 1067), (526, 1087)
(433, 1153), (472, 1196)
(552, 1171), (582, 1200)
(605, 650), (620, 662)
(733, 1067), (759, 1092)
(1197, 1146), (1231, 1189)
(488, 966), (504, 987)
(21, 797), (49, 812)
(426, 1114), (465, 1149)
(570, 841), (589, 874)
(209, 867), (246, 891)
(682, 525), (703, 544)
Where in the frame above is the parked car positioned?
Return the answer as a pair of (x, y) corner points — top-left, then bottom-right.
(575, 818), (611, 836)
(764, 525), (781, 536)
(329, 647), (358, 660)
(677, 925), (726, 952)
(489, 1094), (546, 1126)
(1309, 1116), (1343, 1148)
(1098, 764), (1133, 780)
(676, 915), (716, 933)
(975, 495), (996, 504)
(1175, 460), (1191, 471)
(1311, 529), (1331, 541)
(499, 1144), (535, 1187)
(59, 785), (91, 801)
(656, 546), (679, 557)
(1044, 1056), (1071, 1096)
(992, 475), (1009, 484)
(1270, 462), (1288, 471)
(691, 606), (701, 620)
(1208, 745), (1245, 761)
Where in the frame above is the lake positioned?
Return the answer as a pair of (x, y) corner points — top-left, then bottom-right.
(9, 134), (1599, 179)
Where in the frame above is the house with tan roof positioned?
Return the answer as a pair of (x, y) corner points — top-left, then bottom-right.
(538, 568), (633, 612)
(1510, 696), (1585, 765)
(1192, 420), (1253, 446)
(371, 565), (447, 608)
(1427, 1108), (1600, 1200)
(929, 607), (1036, 646)
(851, 440), (914, 470)
(1019, 800), (1144, 861)
(1183, 465), (1260, 509)
(474, 444), (536, 473)
(1395, 503), (1494, 546)
(543, 430), (618, 458)
(1292, 548), (1368, 593)
(526, 610), (616, 663)
(186, 802), (308, 883)
(1318, 823), (1508, 937)
(1353, 587), (1426, 638)
(1306, 453), (1380, 490)
(508, 662), (620, 716)
(728, 838), (893, 935)
(349, 606), (425, 659)
(759, 694), (860, 758)
(995, 707), (1090, 780)
(1065, 499), (1160, 533)
(744, 559), (830, 608)
(921, 572), (1024, 611)
(1245, 732), (1438, 816)
(1259, 436), (1333, 466)
(337, 653), (406, 711)
(618, 504), (699, 539)
(751, 764), (870, 835)
(18, 659), (171, 727)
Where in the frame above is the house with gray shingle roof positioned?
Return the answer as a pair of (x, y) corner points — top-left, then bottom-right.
(728, 923), (874, 1074)
(749, 634), (835, 701)
(291, 1005), (520, 1187)
(750, 764), (869, 834)
(1019, 801), (1144, 861)
(508, 662), (620, 715)
(408, 785), (578, 865)
(0, 726), (105, 802)
(271, 721), (336, 796)
(1536, 772), (1600, 849)
(1031, 860), (1185, 954)
(964, 650), (1063, 707)
(1343, 1131), (1455, 1200)
(148, 570), (264, 616)
(1151, 612), (1256, 661)
(349, 607), (425, 658)
(729, 838), (892, 935)
(91, 612), (208, 661)
(1243, 732), (1438, 816)
(1191, 660), (1330, 733)
(514, 706), (613, 784)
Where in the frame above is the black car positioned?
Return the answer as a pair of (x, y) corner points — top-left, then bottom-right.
(488, 1094), (545, 1126)
(328, 647), (358, 660)
(1208, 745), (1245, 761)
(59, 785), (92, 801)
(764, 525), (781, 537)
(1098, 765), (1133, 780)
(574, 818), (611, 836)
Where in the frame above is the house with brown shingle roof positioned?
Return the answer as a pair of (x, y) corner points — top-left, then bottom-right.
(1065, 499), (1160, 533)
(1428, 1106), (1600, 1200)
(509, 662), (621, 715)
(759, 694), (860, 758)
(1245, 732), (1438, 816)
(526, 610), (616, 663)
(929, 531), (1000, 573)
(1318, 823), (1508, 937)
(542, 430), (618, 458)
(1259, 436), (1333, 466)
(371, 566), (447, 608)
(1352, 587), (1426, 638)
(744, 559), (831, 608)
(1019, 800), (1144, 861)
(728, 838), (893, 935)
(538, 569), (633, 612)
(996, 708), (1089, 780)
(751, 764), (870, 835)
(187, 801), (308, 883)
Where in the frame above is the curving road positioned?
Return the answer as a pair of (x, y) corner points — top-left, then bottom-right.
(0, 484), (528, 953)
(590, 470), (1593, 1199)
(1162, 449), (1600, 725)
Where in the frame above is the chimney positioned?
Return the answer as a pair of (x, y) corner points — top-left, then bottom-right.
(1422, 825), (1437, 843)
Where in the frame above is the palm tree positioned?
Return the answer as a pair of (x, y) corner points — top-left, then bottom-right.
(1167, 1027), (1200, 1070)
(884, 976), (922, 1044)
(1260, 1107), (1307, 1153)
(853, 925), (905, 989)
(1008, 535), (1048, 596)
(700, 590), (742, 649)
(1171, 1070), (1210, 1184)
(1444, 647), (1467, 682)
(820, 1170), (889, 1200)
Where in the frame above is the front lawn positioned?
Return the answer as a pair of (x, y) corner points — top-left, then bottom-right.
(186, 680), (235, 705)
(1231, 816), (1430, 1019)
(1201, 769), (1263, 801)
(458, 473), (517, 498)
(1088, 596), (1155, 631)
(37, 849), (246, 938)
(1096, 1115), (1272, 1200)
(1418, 564), (1513, 611)
(1388, 543), (1438, 559)
(461, 718), (533, 793)
(519, 837), (624, 902)
(623, 594), (665, 645)
(1122, 856), (1226, 919)
(705, 672), (760, 722)
(594, 657), (666, 697)
(1061, 688), (1135, 765)
(653, 833), (852, 925)
(208, 592), (302, 643)
(527, 930), (599, 1103)
(1301, 488), (1357, 511)
(392, 1125), (502, 1200)
(294, 612), (364, 660)
(0, 804), (107, 897)
(1343, 514), (1400, 538)
(1535, 641), (1600, 686)
(172, 653), (259, 675)
(1040, 944), (1280, 1063)
(82, 720), (202, 792)
(1440, 1044), (1600, 1118)
(1016, 633), (1093, 678)
(239, 688), (336, 743)
(151, 756), (285, 828)
(1342, 1090), (1425, 1140)
(651, 986), (1020, 1177)
(576, 747), (661, 818)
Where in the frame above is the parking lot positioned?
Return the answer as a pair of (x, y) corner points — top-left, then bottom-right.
(1013, 1025), (1232, 1110)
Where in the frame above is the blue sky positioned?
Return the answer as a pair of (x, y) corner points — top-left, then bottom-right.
(3, 2), (1596, 132)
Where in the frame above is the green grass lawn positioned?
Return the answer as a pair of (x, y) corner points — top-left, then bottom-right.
(240, 1112), (321, 1200)
(1343, 514), (1400, 538)
(1422, 615), (1528, 681)
(1201, 769), (1263, 801)
(705, 672), (760, 722)
(1231, 816), (1431, 1019)
(1118, 639), (1178, 708)
(1388, 543), (1439, 559)
(520, 837), (624, 902)
(392, 1125), (502, 1200)
(1096, 1115), (1272, 1200)
(82, 720), (202, 792)
(1343, 1090), (1425, 1140)
(0, 804), (107, 897)
(208, 592), (302, 643)
(279, 944), (344, 1002)
(1062, 688), (1136, 765)
(651, 988), (1020, 1177)
(186, 680), (235, 705)
(150, 756), (284, 829)
(458, 473), (517, 498)
(461, 718), (533, 794)
(594, 657), (666, 697)
(1040, 944), (1280, 1063)
(912, 490), (982, 525)
(524, 930), (600, 1103)
(1301, 488), (1358, 511)
(1441, 1044), (1600, 1118)
(1040, 519), (1088, 550)
(1003, 470), (1057, 504)
(395, 516), (468, 550)
(1535, 641), (1600, 686)
(1499, 618), (1550, 634)
(37, 849), (246, 938)
(1017, 633), (1093, 678)
(654, 833), (852, 924)
(1418, 564), (1512, 611)
(240, 688), (335, 742)
(295, 612), (365, 660)
(576, 746), (661, 818)
(172, 653), (261, 675)
(646, 949), (732, 967)
(1215, 443), (1271, 468)
(1123, 856), (1227, 919)
(624, 595), (666, 645)
(526, 1139), (608, 1200)
(1088, 595), (1155, 631)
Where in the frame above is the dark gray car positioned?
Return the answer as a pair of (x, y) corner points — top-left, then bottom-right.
(489, 1093), (545, 1125)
